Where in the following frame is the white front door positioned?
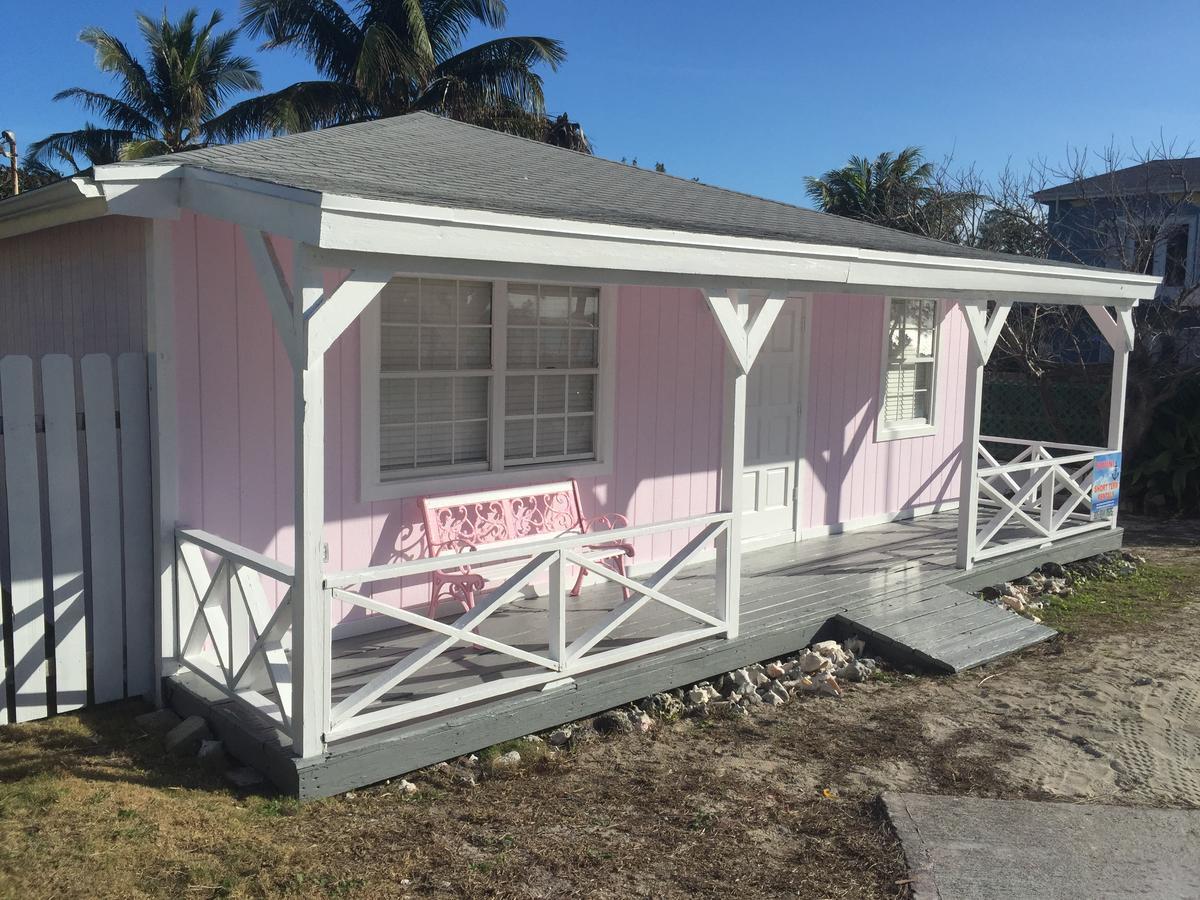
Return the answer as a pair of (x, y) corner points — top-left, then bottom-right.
(742, 301), (805, 543)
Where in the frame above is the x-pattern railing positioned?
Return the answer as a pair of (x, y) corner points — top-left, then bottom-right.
(176, 529), (295, 735)
(323, 513), (731, 741)
(972, 437), (1112, 562)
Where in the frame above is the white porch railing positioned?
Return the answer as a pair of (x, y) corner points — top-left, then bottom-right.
(969, 436), (1114, 563)
(175, 529), (295, 739)
(322, 512), (732, 742)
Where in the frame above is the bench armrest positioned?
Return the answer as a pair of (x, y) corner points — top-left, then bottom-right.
(430, 538), (481, 574)
(582, 513), (629, 534)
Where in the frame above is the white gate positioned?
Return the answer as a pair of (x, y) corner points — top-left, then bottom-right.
(0, 354), (153, 722)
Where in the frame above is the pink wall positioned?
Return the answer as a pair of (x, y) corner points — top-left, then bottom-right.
(171, 214), (968, 618)
(0, 216), (147, 357)
(800, 293), (968, 531)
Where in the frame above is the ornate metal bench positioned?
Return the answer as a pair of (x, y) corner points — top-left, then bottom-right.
(419, 479), (634, 619)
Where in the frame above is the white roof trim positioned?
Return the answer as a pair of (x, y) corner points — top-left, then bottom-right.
(79, 162), (1164, 303)
(0, 177), (107, 241)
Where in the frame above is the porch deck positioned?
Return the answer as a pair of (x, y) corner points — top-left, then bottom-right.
(166, 511), (1122, 798)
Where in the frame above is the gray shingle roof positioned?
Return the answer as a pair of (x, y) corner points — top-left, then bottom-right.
(1033, 158), (1200, 202)
(120, 112), (1075, 267)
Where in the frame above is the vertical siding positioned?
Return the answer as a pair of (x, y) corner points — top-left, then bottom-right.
(171, 213), (968, 620)
(800, 294), (968, 531)
(0, 216), (147, 357)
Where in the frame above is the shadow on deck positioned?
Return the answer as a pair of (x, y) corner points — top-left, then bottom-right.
(166, 512), (1122, 798)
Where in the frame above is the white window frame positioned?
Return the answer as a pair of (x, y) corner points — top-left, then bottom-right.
(875, 296), (941, 442)
(360, 279), (617, 501)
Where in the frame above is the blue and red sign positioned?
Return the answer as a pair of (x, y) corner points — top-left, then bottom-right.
(1092, 451), (1121, 517)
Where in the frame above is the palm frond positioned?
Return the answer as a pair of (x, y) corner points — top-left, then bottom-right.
(422, 0), (508, 60)
(26, 125), (133, 171)
(431, 36), (563, 115)
(241, 0), (363, 83)
(51, 88), (157, 135)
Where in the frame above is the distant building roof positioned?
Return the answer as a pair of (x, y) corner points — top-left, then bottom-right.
(1033, 158), (1200, 203)
(112, 112), (1088, 269)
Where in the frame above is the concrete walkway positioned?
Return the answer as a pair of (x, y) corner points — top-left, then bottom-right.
(883, 792), (1200, 899)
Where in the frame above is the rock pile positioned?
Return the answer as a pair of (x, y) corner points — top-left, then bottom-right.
(978, 550), (1145, 622)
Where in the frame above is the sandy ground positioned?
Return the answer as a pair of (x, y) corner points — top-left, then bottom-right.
(0, 516), (1196, 899)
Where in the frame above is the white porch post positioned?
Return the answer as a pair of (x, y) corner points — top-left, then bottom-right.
(956, 298), (1012, 569)
(1086, 305), (1135, 529)
(145, 218), (178, 702)
(703, 288), (787, 639)
(291, 244), (330, 758)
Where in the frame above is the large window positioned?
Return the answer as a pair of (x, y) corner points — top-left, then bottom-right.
(878, 297), (939, 439)
(363, 277), (611, 496)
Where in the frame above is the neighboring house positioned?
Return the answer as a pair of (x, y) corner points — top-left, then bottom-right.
(0, 113), (1157, 796)
(1034, 158), (1200, 298)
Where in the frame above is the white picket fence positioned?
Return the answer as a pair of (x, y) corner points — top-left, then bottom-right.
(0, 354), (153, 722)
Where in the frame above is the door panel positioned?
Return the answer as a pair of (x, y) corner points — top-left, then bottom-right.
(742, 303), (804, 542)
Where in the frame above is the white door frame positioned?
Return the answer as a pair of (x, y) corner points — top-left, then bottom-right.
(740, 294), (811, 549)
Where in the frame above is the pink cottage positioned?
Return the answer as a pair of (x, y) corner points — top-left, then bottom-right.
(0, 114), (1156, 795)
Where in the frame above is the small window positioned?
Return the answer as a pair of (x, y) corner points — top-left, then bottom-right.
(363, 278), (611, 496)
(878, 297), (939, 439)
(1163, 225), (1189, 287)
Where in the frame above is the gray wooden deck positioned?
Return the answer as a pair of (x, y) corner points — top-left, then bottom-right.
(166, 512), (1122, 798)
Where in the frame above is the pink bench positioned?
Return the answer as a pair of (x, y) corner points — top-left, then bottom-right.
(420, 479), (635, 619)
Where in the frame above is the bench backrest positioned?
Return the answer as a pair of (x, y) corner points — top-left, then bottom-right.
(420, 479), (586, 556)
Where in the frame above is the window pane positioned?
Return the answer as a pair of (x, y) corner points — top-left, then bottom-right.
(567, 374), (595, 412)
(888, 300), (906, 360)
(507, 328), (538, 367)
(569, 330), (597, 368)
(459, 327), (491, 368)
(416, 377), (452, 422)
(454, 420), (488, 463)
(539, 328), (570, 368)
(380, 278), (420, 324)
(566, 416), (594, 454)
(539, 287), (570, 324)
(506, 375), (535, 416)
(570, 287), (599, 326)
(536, 417), (565, 456)
(380, 378), (415, 425)
(380, 425), (414, 470)
(505, 418), (534, 459)
(537, 375), (566, 414)
(416, 423), (453, 467)
(380, 325), (418, 371)
(912, 390), (930, 422)
(420, 326), (456, 369)
(456, 376), (489, 420)
(916, 301), (937, 358)
(507, 285), (538, 324)
(420, 279), (456, 324)
(459, 281), (492, 324)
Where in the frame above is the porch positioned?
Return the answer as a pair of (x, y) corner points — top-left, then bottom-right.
(167, 510), (1120, 798)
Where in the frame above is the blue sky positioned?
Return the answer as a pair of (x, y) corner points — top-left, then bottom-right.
(4, 0), (1197, 206)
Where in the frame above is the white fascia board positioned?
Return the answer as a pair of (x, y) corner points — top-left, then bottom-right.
(0, 177), (108, 241)
(317, 192), (1161, 304)
(93, 164), (322, 243)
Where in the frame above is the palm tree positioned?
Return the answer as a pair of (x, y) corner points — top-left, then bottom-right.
(239, 0), (580, 146)
(29, 9), (264, 167)
(805, 148), (937, 234)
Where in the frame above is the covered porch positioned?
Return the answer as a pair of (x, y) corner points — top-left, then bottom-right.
(168, 509), (1120, 797)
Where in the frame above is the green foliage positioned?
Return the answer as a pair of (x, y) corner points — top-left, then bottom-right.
(239, 0), (584, 147)
(29, 8), (264, 168)
(804, 147), (979, 240)
(981, 374), (1107, 448)
(1124, 376), (1200, 515)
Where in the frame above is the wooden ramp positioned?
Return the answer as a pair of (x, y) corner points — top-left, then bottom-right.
(836, 585), (1055, 674)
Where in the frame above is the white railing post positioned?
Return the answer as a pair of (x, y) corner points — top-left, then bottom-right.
(547, 549), (567, 667)
(291, 245), (330, 758)
(716, 357), (747, 638)
(956, 323), (985, 568)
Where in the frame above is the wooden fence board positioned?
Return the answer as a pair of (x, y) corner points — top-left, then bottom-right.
(81, 354), (125, 703)
(41, 355), (88, 712)
(118, 354), (153, 696)
(0, 356), (48, 721)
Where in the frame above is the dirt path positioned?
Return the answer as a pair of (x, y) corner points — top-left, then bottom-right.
(1, 518), (1197, 899)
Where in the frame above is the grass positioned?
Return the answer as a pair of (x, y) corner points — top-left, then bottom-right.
(1039, 560), (1199, 635)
